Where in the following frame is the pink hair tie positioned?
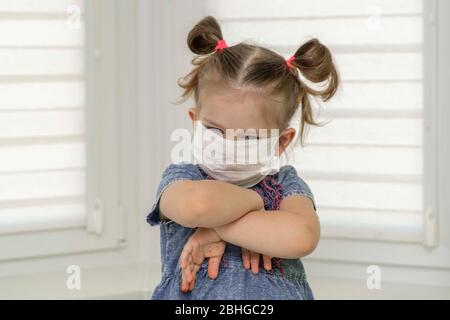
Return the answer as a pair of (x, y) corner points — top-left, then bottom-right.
(215, 39), (228, 52)
(285, 55), (296, 68)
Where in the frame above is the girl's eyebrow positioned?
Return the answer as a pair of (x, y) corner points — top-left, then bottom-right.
(202, 117), (224, 129)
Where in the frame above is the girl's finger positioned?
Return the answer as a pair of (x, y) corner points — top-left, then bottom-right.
(193, 263), (201, 275)
(186, 255), (194, 282)
(182, 255), (193, 284)
(189, 269), (197, 291)
(242, 248), (250, 269)
(263, 255), (272, 271)
(181, 268), (190, 292)
(179, 250), (192, 292)
(189, 262), (202, 291)
(250, 251), (260, 274)
(181, 279), (189, 292)
(180, 243), (193, 269)
(191, 239), (203, 265)
(207, 256), (221, 279)
(181, 255), (195, 292)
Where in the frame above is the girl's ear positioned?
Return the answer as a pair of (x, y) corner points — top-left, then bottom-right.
(277, 128), (296, 155)
(188, 107), (198, 130)
(188, 107), (197, 122)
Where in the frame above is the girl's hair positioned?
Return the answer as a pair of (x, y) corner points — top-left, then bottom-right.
(176, 16), (339, 145)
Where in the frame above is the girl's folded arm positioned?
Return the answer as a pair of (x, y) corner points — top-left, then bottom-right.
(159, 180), (264, 228)
(213, 195), (320, 259)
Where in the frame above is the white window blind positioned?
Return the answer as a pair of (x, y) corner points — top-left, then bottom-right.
(0, 0), (86, 234)
(205, 0), (427, 243)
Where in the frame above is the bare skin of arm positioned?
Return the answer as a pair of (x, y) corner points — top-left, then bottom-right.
(159, 180), (264, 228)
(213, 195), (320, 259)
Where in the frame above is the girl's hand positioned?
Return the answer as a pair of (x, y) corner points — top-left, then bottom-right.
(240, 197), (272, 274)
(241, 248), (273, 274)
(179, 227), (226, 292)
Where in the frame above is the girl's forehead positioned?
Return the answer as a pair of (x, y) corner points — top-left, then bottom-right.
(198, 85), (281, 129)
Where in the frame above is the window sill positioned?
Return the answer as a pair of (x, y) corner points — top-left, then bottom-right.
(0, 263), (160, 300)
(308, 275), (450, 299)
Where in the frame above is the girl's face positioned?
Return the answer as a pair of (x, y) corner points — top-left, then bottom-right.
(188, 82), (296, 155)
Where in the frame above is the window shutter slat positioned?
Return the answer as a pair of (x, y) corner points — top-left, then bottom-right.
(220, 17), (422, 47)
(328, 82), (422, 111)
(296, 146), (422, 176)
(319, 208), (422, 243)
(306, 118), (422, 146)
(0, 143), (85, 172)
(206, 0), (423, 18)
(0, 82), (84, 110)
(0, 20), (83, 47)
(307, 179), (422, 212)
(0, 170), (84, 202)
(0, 0), (83, 13)
(0, 110), (84, 138)
(334, 53), (422, 81)
(0, 49), (83, 75)
(0, 201), (85, 234)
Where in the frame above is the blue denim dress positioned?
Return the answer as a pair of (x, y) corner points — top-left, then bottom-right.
(147, 163), (316, 300)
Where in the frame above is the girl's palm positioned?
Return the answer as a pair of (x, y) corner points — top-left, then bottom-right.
(179, 233), (226, 292)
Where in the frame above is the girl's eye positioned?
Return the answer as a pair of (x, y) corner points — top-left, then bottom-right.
(206, 126), (224, 136)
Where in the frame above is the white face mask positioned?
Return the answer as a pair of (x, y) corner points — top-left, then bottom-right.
(191, 120), (282, 188)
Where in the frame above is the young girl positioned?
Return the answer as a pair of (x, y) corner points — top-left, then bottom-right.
(147, 16), (339, 300)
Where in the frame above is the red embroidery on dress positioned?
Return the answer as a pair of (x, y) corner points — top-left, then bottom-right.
(271, 258), (285, 275)
(220, 255), (228, 268)
(252, 175), (284, 210)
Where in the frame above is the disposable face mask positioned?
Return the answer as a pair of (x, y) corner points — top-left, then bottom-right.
(191, 120), (281, 188)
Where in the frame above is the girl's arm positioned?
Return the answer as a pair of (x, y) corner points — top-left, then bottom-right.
(213, 195), (320, 259)
(159, 180), (264, 228)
